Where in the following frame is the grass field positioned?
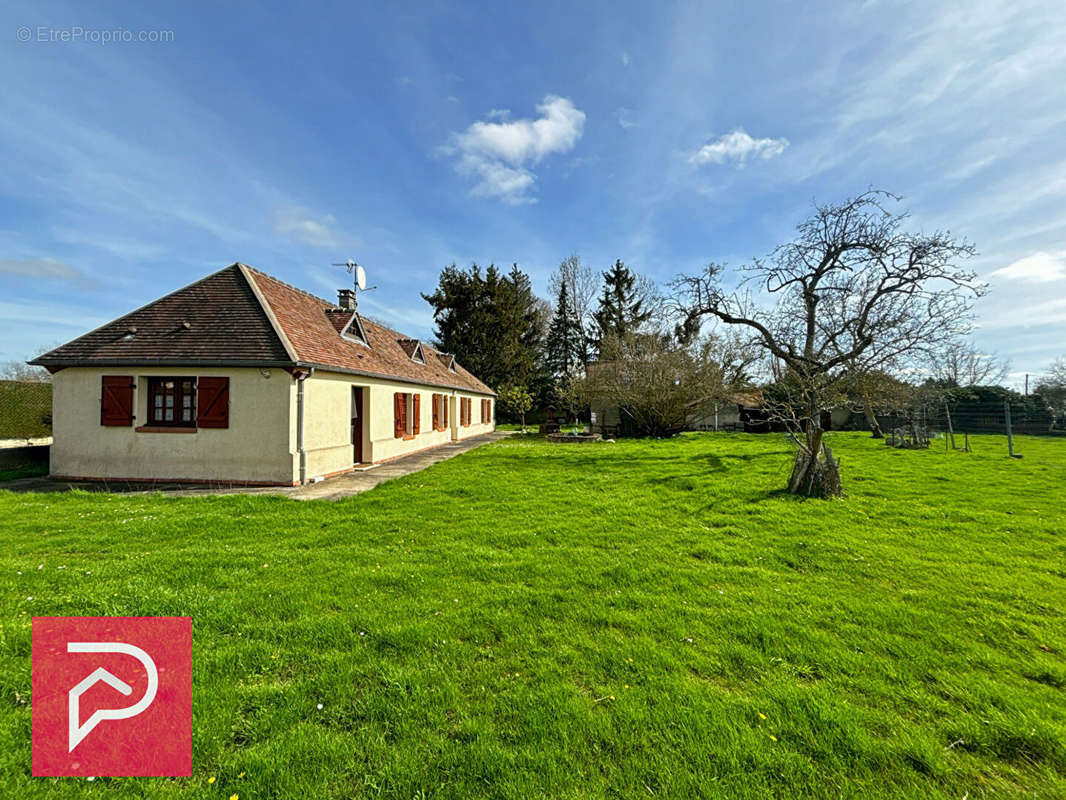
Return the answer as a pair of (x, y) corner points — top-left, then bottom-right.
(1, 432), (1064, 798)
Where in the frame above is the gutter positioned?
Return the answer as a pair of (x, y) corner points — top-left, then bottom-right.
(295, 361), (496, 396)
(295, 367), (315, 484)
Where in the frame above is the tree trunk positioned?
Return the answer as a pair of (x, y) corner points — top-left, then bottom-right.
(787, 424), (843, 498)
(861, 393), (883, 438)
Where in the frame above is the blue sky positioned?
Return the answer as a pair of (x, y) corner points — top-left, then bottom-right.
(2, 0), (1064, 388)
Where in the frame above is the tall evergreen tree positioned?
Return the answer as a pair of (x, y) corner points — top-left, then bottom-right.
(422, 262), (547, 393)
(591, 260), (652, 353)
(493, 264), (548, 391)
(548, 255), (596, 365)
(545, 279), (586, 377)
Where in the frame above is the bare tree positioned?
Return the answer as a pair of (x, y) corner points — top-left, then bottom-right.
(575, 331), (753, 437)
(548, 255), (598, 359)
(840, 368), (916, 438)
(1035, 356), (1066, 418)
(671, 190), (983, 497)
(931, 341), (1009, 387)
(1, 362), (51, 382)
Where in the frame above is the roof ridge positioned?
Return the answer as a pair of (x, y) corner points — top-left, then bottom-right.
(237, 264), (298, 362)
(240, 264), (336, 308)
(242, 268), (437, 351)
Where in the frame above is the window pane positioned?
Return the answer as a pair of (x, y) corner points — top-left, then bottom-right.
(165, 409), (173, 421)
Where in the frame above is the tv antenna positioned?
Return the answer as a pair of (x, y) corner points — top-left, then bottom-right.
(331, 258), (376, 306)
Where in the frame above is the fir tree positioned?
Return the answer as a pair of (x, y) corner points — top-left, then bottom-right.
(422, 262), (547, 393)
(545, 279), (586, 377)
(591, 260), (652, 352)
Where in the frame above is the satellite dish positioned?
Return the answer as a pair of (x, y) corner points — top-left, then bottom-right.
(356, 264), (367, 291)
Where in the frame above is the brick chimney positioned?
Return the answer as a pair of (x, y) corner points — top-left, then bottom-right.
(337, 288), (356, 311)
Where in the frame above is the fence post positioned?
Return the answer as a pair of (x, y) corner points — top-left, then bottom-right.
(944, 400), (957, 450)
(1005, 399), (1022, 458)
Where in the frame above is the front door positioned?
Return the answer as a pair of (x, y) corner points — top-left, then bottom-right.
(351, 387), (364, 463)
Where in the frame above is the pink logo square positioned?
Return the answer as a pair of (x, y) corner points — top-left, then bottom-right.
(32, 616), (191, 777)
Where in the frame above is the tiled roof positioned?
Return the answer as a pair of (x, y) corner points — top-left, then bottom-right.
(31, 266), (292, 365)
(244, 267), (493, 395)
(33, 263), (495, 396)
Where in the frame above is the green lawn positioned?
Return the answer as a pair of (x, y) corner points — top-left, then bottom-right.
(1, 433), (1064, 798)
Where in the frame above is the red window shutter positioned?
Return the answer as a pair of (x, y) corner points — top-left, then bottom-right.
(412, 393), (421, 434)
(196, 377), (230, 428)
(100, 375), (134, 426)
(394, 392), (404, 438)
(432, 394), (440, 430)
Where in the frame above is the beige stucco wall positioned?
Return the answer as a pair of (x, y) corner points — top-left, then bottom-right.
(298, 370), (495, 480)
(50, 366), (293, 483)
(50, 366), (494, 484)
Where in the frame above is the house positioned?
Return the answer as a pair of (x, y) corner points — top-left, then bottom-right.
(685, 392), (760, 432)
(30, 263), (496, 485)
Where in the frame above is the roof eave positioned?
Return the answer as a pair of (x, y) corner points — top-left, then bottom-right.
(28, 358), (298, 369)
(297, 361), (496, 395)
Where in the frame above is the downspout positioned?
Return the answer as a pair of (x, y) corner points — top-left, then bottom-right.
(451, 389), (458, 441)
(296, 367), (315, 484)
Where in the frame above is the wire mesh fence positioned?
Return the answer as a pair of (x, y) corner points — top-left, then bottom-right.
(876, 395), (1063, 458)
(0, 380), (53, 439)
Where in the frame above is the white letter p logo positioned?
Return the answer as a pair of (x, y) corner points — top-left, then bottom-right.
(67, 642), (158, 752)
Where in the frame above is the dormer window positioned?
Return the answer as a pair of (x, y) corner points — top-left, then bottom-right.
(399, 338), (426, 364)
(436, 352), (457, 372)
(342, 312), (369, 347)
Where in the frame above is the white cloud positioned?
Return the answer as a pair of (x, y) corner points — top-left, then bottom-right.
(689, 129), (789, 166)
(0, 257), (95, 286)
(989, 251), (1066, 283)
(274, 209), (351, 248)
(615, 107), (636, 130)
(446, 95), (586, 204)
(621, 51), (631, 67)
